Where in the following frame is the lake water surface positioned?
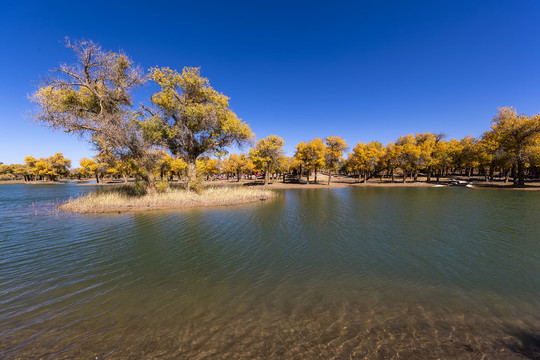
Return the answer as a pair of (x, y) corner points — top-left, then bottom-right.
(0, 184), (539, 359)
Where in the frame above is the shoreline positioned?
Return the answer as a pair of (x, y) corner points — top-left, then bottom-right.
(3, 177), (540, 192)
(209, 177), (540, 190)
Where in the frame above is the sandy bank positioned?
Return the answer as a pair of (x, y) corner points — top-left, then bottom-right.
(208, 175), (540, 190)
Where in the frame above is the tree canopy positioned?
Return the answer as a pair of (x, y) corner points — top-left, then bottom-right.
(249, 135), (285, 185)
(142, 67), (254, 189)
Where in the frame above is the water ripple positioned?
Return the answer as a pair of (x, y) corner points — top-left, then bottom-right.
(0, 185), (539, 358)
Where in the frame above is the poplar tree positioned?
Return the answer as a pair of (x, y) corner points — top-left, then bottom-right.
(30, 39), (159, 191)
(250, 135), (285, 185)
(485, 107), (540, 185)
(142, 67), (253, 190)
(324, 136), (347, 185)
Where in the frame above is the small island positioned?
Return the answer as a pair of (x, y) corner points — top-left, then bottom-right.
(59, 185), (275, 214)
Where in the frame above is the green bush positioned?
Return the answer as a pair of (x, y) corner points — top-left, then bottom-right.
(132, 180), (147, 196)
(156, 180), (169, 193)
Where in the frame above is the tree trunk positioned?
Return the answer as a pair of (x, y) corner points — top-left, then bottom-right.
(426, 167), (431, 182)
(95, 173), (100, 184)
(488, 162), (494, 182)
(436, 170), (440, 183)
(306, 170), (310, 185)
(237, 171), (240, 182)
(264, 164), (269, 185)
(314, 170), (318, 184)
(516, 156), (525, 186)
(364, 172), (368, 183)
(142, 172), (157, 195)
(186, 160), (196, 191)
(391, 168), (395, 182)
(402, 170), (407, 183)
(413, 170), (418, 182)
(511, 164), (517, 185)
(327, 170), (332, 185)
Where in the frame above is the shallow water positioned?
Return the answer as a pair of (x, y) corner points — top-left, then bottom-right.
(0, 184), (539, 359)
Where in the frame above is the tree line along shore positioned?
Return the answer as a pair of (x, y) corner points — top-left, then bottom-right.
(2, 128), (540, 190)
(2, 38), (539, 210)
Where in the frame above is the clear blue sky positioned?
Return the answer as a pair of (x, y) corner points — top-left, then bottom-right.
(1, 0), (540, 165)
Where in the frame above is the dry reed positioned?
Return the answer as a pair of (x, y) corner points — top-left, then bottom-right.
(60, 185), (276, 213)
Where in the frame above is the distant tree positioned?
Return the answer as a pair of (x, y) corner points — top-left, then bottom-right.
(204, 158), (220, 180)
(349, 141), (384, 182)
(225, 154), (251, 182)
(250, 135), (285, 185)
(295, 138), (325, 184)
(364, 141), (385, 182)
(431, 140), (452, 182)
(273, 155), (293, 182)
(485, 106), (540, 185)
(395, 134), (421, 182)
(154, 151), (174, 180)
(142, 67), (254, 190)
(170, 157), (188, 180)
(48, 153), (71, 180)
(382, 142), (400, 182)
(414, 133), (439, 182)
(324, 136), (347, 185)
(0, 164), (11, 179)
(458, 135), (479, 178)
(33, 158), (54, 181)
(79, 157), (103, 183)
(98, 150), (133, 182)
(11, 164), (30, 181)
(241, 155), (254, 179)
(24, 156), (38, 181)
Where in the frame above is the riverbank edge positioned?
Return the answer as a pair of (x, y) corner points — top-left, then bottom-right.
(3, 178), (540, 191)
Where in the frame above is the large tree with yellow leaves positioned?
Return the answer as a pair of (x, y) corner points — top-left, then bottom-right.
(485, 107), (540, 185)
(30, 39), (160, 191)
(142, 67), (254, 190)
(250, 135), (285, 185)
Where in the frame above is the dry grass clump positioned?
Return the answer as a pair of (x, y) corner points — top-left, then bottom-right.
(60, 185), (276, 213)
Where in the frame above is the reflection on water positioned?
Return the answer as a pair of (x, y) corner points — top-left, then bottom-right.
(0, 184), (539, 358)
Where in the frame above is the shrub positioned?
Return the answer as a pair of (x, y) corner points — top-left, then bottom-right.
(156, 180), (169, 193)
(132, 180), (147, 196)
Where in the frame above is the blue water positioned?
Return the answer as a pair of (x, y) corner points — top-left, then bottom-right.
(1, 184), (539, 358)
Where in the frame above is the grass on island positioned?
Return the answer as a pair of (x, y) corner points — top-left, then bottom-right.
(60, 184), (276, 213)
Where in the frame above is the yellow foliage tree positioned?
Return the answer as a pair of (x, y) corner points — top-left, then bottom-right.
(143, 67), (254, 190)
(395, 134), (421, 182)
(170, 158), (188, 180)
(485, 106), (540, 185)
(324, 136), (348, 185)
(295, 138), (325, 184)
(349, 141), (384, 183)
(250, 135), (285, 185)
(79, 157), (102, 183)
(204, 158), (221, 180)
(30, 39), (159, 191)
